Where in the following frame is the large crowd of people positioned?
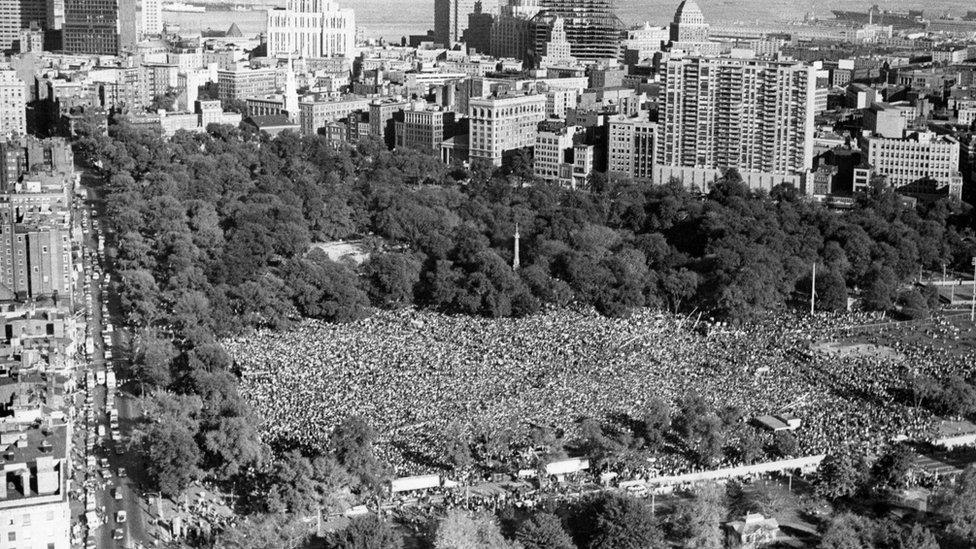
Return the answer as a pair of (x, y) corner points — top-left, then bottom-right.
(224, 306), (976, 478)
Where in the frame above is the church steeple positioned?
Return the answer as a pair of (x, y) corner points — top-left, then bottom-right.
(284, 53), (299, 123)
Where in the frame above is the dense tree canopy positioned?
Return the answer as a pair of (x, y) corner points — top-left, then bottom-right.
(79, 117), (976, 539)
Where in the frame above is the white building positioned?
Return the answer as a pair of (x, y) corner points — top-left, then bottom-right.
(0, 424), (72, 549)
(534, 123), (579, 182)
(267, 0), (356, 59)
(658, 55), (816, 181)
(624, 22), (668, 54)
(546, 88), (578, 118)
(0, 69), (27, 138)
(468, 92), (547, 166)
(538, 17), (576, 69)
(141, 0), (162, 36)
(866, 131), (963, 199)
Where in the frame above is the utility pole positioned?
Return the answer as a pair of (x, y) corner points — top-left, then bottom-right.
(810, 262), (816, 315)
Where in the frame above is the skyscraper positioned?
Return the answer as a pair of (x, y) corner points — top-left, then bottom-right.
(531, 0), (623, 62)
(490, 0), (539, 63)
(434, 0), (485, 46)
(658, 56), (816, 177)
(669, 0), (709, 44)
(537, 16), (575, 68)
(266, 0), (356, 59)
(63, 0), (137, 55)
(0, 0), (49, 51)
(141, 0), (162, 35)
(462, 1), (493, 54)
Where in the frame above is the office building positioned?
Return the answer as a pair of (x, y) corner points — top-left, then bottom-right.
(846, 83), (878, 110)
(63, 0), (136, 55)
(395, 107), (458, 152)
(608, 117), (657, 182)
(623, 22), (668, 62)
(217, 66), (281, 102)
(669, 0), (709, 44)
(864, 101), (919, 138)
(531, 0), (624, 63)
(141, 0), (161, 35)
(0, 0), (48, 51)
(658, 56), (816, 183)
(299, 95), (370, 135)
(462, 1), (493, 54)
(17, 26), (45, 53)
(435, 0), (490, 46)
(534, 121), (578, 182)
(490, 0), (540, 63)
(369, 99), (409, 148)
(468, 92), (546, 166)
(537, 17), (576, 68)
(0, 70), (27, 139)
(866, 131), (963, 199)
(266, 0), (356, 59)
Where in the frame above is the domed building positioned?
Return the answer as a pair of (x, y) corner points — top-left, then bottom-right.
(669, 0), (710, 44)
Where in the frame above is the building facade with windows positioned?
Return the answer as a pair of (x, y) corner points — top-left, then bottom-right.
(608, 118), (657, 182)
(266, 0), (356, 59)
(866, 131), (963, 199)
(468, 92), (547, 166)
(0, 70), (26, 138)
(658, 55), (816, 180)
(63, 0), (136, 55)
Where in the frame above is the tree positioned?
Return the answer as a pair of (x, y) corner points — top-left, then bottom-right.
(814, 450), (867, 501)
(325, 514), (403, 549)
(443, 422), (473, 471)
(131, 329), (178, 389)
(772, 430), (798, 458)
(569, 493), (663, 549)
(142, 415), (201, 498)
(117, 268), (161, 326)
(935, 464), (976, 544)
(874, 521), (939, 549)
(364, 252), (422, 309)
(869, 444), (914, 495)
(819, 513), (876, 549)
(265, 451), (353, 516)
(672, 393), (724, 467)
(284, 250), (370, 322)
(671, 483), (725, 548)
(200, 415), (267, 481)
(921, 375), (976, 417)
(735, 429), (764, 465)
(861, 264), (898, 311)
(515, 513), (574, 549)
(896, 289), (929, 319)
(329, 416), (386, 492)
(434, 510), (520, 549)
(638, 397), (671, 450)
(727, 479), (789, 518)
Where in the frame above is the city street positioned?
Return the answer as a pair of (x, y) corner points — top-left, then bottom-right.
(75, 176), (152, 549)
